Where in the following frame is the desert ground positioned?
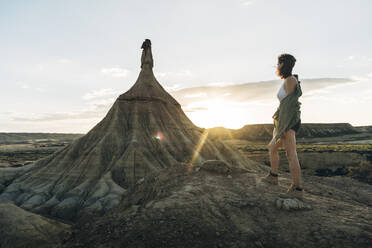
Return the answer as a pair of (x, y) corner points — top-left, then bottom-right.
(1, 43), (371, 248)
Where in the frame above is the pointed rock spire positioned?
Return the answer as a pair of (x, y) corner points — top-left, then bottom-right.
(118, 39), (180, 106)
(140, 39), (153, 69)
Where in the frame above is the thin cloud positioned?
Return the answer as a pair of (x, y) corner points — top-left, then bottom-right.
(8, 78), (355, 123)
(241, 0), (256, 6)
(101, 67), (130, 78)
(182, 106), (209, 113)
(57, 59), (72, 64)
(350, 75), (369, 81)
(35, 87), (46, 92)
(86, 97), (116, 109)
(9, 88), (120, 122)
(342, 55), (372, 67)
(17, 82), (47, 92)
(154, 70), (193, 78)
(0, 111), (12, 114)
(170, 77), (355, 108)
(184, 92), (208, 98)
(36, 65), (45, 71)
(164, 84), (182, 92)
(83, 88), (121, 100)
(16, 81), (48, 92)
(12, 111), (100, 122)
(302, 89), (329, 97)
(11, 97), (115, 122)
(207, 82), (236, 87)
(16, 81), (29, 89)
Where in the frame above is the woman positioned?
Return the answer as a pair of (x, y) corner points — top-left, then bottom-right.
(261, 53), (304, 200)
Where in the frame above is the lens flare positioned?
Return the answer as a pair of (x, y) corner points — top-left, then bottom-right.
(189, 129), (209, 171)
(155, 131), (164, 141)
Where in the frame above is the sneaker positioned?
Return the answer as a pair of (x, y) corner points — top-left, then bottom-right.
(261, 172), (279, 185)
(281, 183), (304, 200)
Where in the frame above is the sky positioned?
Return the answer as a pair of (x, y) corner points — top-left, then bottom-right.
(0, 0), (371, 133)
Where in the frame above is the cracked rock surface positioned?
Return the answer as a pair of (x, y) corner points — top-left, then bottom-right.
(63, 163), (372, 248)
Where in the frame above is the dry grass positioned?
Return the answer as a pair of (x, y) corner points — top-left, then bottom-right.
(348, 160), (372, 184)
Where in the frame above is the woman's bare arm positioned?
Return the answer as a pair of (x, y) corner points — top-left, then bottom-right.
(284, 77), (297, 95)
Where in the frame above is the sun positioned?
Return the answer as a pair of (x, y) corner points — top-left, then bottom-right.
(185, 99), (250, 129)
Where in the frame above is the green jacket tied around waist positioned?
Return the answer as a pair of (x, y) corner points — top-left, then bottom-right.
(272, 79), (302, 143)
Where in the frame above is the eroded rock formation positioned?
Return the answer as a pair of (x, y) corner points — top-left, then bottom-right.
(0, 40), (262, 222)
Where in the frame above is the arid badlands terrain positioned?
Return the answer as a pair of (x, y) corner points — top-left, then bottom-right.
(1, 41), (371, 248)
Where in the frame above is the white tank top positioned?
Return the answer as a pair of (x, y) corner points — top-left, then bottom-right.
(277, 83), (287, 101)
(277, 75), (298, 101)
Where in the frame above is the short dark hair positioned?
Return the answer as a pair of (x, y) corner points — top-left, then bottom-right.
(277, 53), (296, 79)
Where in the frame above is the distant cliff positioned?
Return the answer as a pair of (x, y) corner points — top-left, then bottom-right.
(0, 133), (84, 145)
(354, 125), (372, 133)
(0, 123), (366, 145)
(208, 123), (363, 142)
